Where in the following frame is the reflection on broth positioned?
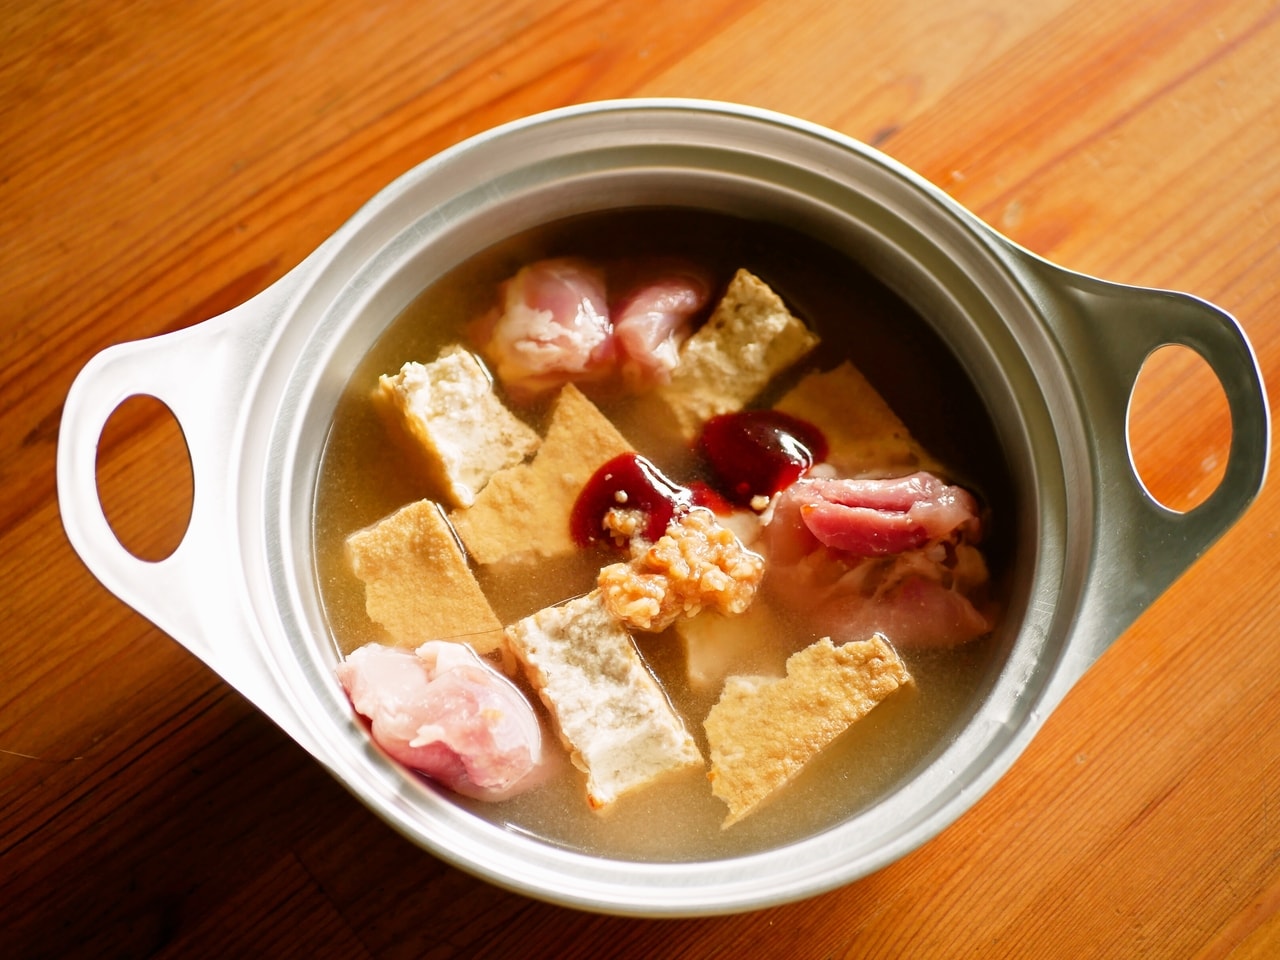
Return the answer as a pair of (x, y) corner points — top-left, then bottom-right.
(313, 208), (1012, 862)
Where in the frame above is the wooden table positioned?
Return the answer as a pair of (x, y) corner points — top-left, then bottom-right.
(4, 1), (1278, 956)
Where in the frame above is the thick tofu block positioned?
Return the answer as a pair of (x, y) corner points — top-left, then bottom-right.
(374, 345), (541, 508)
(705, 634), (911, 827)
(773, 361), (941, 478)
(504, 590), (703, 810)
(451, 383), (633, 565)
(656, 269), (819, 439)
(675, 602), (785, 692)
(345, 499), (503, 656)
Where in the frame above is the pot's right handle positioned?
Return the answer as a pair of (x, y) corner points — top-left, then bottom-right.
(1021, 252), (1270, 664)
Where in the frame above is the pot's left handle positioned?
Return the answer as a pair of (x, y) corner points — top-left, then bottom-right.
(57, 267), (309, 727)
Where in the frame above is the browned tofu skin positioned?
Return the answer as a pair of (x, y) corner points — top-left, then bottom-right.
(451, 384), (633, 565)
(655, 268), (819, 440)
(345, 499), (504, 656)
(773, 360), (941, 478)
(705, 635), (912, 827)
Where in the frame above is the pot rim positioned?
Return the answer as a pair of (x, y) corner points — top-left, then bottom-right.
(266, 99), (1079, 914)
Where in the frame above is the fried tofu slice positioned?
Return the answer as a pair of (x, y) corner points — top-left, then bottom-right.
(451, 383), (633, 565)
(345, 499), (504, 656)
(655, 269), (819, 440)
(504, 590), (703, 811)
(705, 634), (911, 827)
(773, 360), (941, 478)
(374, 345), (541, 508)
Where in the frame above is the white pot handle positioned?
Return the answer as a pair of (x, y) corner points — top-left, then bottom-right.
(56, 267), (311, 732)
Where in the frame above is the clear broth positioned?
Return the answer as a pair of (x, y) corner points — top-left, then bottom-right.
(313, 208), (1013, 862)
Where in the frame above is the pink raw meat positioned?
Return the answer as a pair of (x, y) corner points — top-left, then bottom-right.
(797, 473), (982, 556)
(474, 256), (714, 397)
(763, 473), (993, 650)
(473, 257), (614, 399)
(337, 641), (543, 800)
(609, 258), (712, 387)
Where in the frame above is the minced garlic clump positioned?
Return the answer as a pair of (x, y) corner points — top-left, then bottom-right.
(601, 507), (645, 545)
(598, 507), (765, 631)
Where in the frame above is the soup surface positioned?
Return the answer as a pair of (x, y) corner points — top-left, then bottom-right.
(313, 208), (1013, 862)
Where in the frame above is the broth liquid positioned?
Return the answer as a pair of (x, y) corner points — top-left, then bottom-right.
(313, 208), (1011, 862)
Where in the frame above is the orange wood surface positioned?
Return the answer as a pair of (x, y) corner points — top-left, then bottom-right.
(3, 0), (1278, 956)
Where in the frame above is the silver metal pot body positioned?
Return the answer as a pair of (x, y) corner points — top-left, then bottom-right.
(57, 100), (1269, 916)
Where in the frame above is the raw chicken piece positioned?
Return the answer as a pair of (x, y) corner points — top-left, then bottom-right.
(788, 546), (994, 649)
(474, 257), (714, 398)
(609, 259), (712, 387)
(763, 473), (993, 649)
(795, 473), (982, 556)
(336, 641), (543, 800)
(473, 257), (614, 399)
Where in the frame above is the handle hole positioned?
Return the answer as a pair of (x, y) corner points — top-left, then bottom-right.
(95, 395), (194, 561)
(1127, 344), (1232, 513)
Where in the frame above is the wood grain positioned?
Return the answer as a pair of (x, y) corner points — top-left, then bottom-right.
(3, 0), (1277, 957)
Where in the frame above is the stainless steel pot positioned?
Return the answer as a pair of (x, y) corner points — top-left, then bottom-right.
(57, 99), (1270, 916)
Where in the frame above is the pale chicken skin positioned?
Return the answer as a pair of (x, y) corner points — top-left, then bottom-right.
(763, 472), (994, 649)
(337, 641), (544, 800)
(472, 257), (614, 400)
(608, 258), (713, 388)
(795, 473), (982, 556)
(473, 256), (712, 398)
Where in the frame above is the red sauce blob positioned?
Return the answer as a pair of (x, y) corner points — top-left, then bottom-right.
(686, 480), (734, 516)
(698, 410), (828, 507)
(571, 453), (693, 547)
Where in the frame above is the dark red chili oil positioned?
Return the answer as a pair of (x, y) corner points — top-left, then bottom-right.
(697, 410), (828, 507)
(570, 453), (694, 547)
(571, 411), (829, 548)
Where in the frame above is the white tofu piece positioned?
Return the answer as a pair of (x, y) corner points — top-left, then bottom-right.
(675, 602), (786, 692)
(374, 345), (541, 508)
(655, 269), (819, 440)
(345, 499), (504, 656)
(504, 590), (703, 811)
